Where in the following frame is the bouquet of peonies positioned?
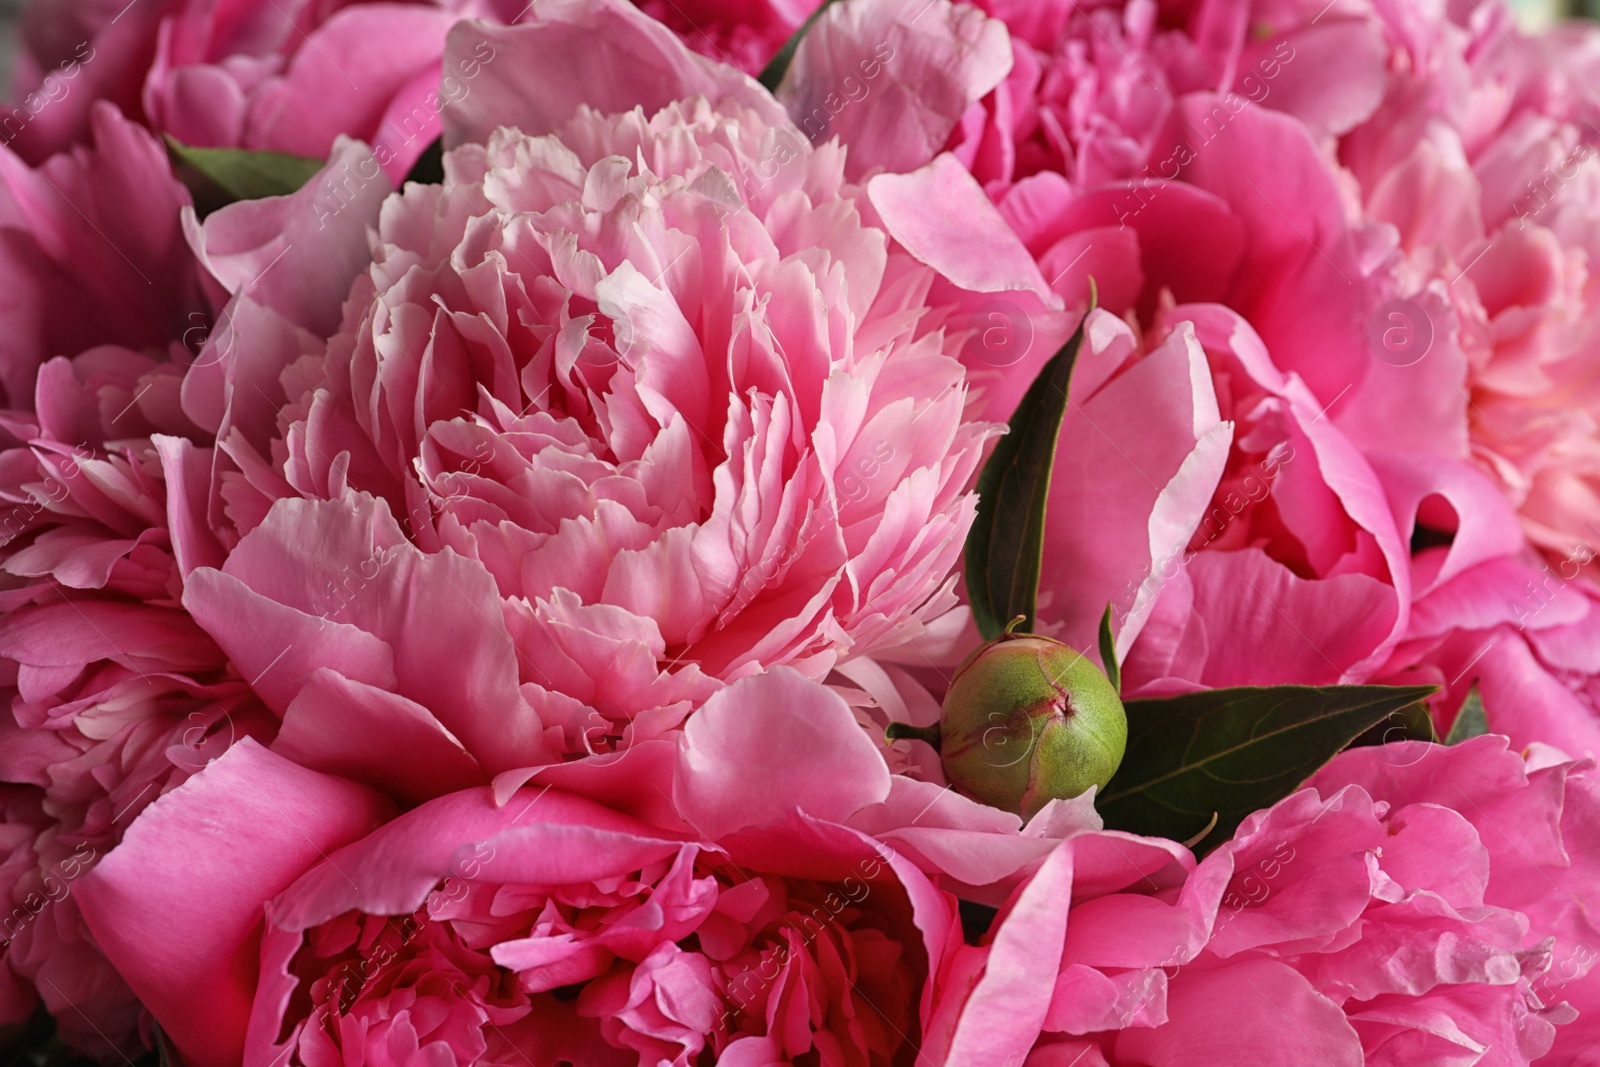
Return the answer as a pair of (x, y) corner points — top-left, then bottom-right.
(2, 0), (1600, 1062)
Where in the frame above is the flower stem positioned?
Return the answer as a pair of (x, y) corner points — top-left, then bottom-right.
(884, 722), (942, 749)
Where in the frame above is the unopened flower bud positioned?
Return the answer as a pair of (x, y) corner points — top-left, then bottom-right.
(891, 629), (1126, 819)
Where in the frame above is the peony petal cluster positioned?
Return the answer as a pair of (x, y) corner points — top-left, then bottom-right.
(173, 1), (1023, 792)
(933, 734), (1600, 1067)
(7, 0), (541, 178)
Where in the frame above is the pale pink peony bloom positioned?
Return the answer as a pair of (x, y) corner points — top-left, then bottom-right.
(1336, 4), (1600, 562)
(930, 735), (1599, 1066)
(1303, 4), (1600, 752)
(174, 0), (1049, 795)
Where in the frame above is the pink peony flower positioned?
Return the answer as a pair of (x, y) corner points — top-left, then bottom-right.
(0, 5), (1039, 1047)
(72, 694), (974, 1067)
(0, 359), (275, 1055)
(0, 102), (205, 410)
(1335, 4), (1600, 559)
(938, 0), (1387, 404)
(0, 103), (238, 1056)
(1322, 6), (1600, 754)
(173, 0), (1046, 793)
(867, 0), (1600, 752)
(930, 734), (1600, 1066)
(0, 123), (389, 1056)
(7, 0), (536, 178)
(834, 0), (1416, 692)
(974, 299), (1412, 692)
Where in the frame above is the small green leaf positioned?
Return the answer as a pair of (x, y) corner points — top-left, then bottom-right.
(1445, 684), (1488, 745)
(1098, 604), (1120, 694)
(404, 137), (445, 186)
(1098, 683), (1438, 852)
(757, 0), (842, 93)
(166, 136), (324, 206)
(964, 308), (1090, 640)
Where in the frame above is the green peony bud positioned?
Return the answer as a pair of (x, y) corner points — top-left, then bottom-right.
(891, 628), (1127, 819)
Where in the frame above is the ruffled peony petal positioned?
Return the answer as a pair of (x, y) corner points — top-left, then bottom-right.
(676, 667), (890, 840)
(74, 740), (392, 1067)
(439, 2), (786, 150)
(778, 0), (1011, 181)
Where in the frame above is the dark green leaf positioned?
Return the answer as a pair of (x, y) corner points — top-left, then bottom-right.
(1347, 698), (1437, 750)
(166, 136), (323, 210)
(1098, 604), (1120, 694)
(1445, 684), (1488, 745)
(757, 0), (842, 93)
(1098, 684), (1438, 852)
(963, 309), (1089, 639)
(404, 137), (445, 186)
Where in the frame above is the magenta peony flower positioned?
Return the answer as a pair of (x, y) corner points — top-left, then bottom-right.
(172, 0), (1042, 793)
(830, 0), (1417, 694)
(991, 301), (1412, 692)
(0, 102), (277, 1055)
(0, 102), (205, 410)
(0, 119), (388, 1056)
(930, 734), (1600, 1066)
(7, 0), (533, 178)
(837, 0), (1600, 752)
(72, 700), (970, 1067)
